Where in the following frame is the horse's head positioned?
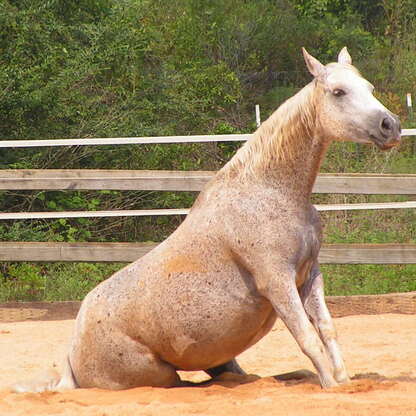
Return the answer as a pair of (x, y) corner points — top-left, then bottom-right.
(302, 47), (401, 150)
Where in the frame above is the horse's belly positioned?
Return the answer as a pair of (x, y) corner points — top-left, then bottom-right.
(173, 309), (277, 371)
(151, 293), (276, 371)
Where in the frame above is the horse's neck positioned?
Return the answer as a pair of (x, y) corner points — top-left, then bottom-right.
(269, 131), (329, 203)
(224, 83), (329, 205)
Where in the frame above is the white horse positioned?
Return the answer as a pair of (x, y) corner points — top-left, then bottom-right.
(14, 47), (400, 392)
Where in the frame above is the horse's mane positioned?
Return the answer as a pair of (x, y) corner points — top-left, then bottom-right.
(223, 81), (321, 180)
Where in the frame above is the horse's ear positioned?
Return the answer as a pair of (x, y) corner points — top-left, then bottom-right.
(338, 47), (352, 65)
(302, 48), (326, 78)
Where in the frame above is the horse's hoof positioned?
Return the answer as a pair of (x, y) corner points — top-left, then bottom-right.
(335, 369), (351, 385)
(319, 376), (339, 389)
(336, 375), (351, 385)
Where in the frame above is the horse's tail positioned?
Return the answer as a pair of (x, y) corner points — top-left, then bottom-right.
(11, 355), (78, 393)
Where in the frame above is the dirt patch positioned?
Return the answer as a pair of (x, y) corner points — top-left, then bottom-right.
(1, 314), (416, 415)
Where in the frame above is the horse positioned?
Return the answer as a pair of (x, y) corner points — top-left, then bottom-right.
(14, 47), (400, 392)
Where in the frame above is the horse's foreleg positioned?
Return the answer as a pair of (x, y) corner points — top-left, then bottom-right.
(261, 271), (337, 389)
(300, 268), (350, 384)
(205, 358), (246, 378)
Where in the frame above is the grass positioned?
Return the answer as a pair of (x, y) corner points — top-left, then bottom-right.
(0, 262), (124, 302)
(323, 264), (416, 296)
(320, 201), (416, 296)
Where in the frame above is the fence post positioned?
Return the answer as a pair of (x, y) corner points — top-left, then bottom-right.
(407, 93), (415, 154)
(407, 93), (413, 119)
(255, 104), (261, 128)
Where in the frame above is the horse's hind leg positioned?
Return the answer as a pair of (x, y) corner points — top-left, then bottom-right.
(205, 358), (246, 378)
(70, 330), (180, 389)
(300, 267), (349, 384)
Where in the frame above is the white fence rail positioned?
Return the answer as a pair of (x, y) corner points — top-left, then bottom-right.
(0, 134), (250, 148)
(0, 201), (416, 220)
(0, 129), (415, 148)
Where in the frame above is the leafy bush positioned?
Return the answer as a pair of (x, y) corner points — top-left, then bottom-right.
(0, 263), (46, 301)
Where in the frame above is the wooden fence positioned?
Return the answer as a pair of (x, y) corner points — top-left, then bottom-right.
(1, 131), (416, 264)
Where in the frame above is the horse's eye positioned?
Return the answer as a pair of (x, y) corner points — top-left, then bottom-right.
(333, 89), (346, 97)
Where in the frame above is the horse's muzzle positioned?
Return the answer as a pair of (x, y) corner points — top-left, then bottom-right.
(371, 112), (401, 150)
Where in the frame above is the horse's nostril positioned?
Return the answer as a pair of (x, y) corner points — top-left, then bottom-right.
(381, 117), (392, 131)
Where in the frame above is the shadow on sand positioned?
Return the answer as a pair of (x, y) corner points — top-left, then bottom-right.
(179, 369), (416, 390)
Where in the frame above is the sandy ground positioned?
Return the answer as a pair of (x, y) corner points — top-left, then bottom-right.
(0, 314), (415, 416)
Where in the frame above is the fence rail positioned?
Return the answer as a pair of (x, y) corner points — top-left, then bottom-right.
(0, 128), (414, 148)
(0, 134), (250, 148)
(0, 201), (416, 220)
(0, 242), (415, 264)
(2, 170), (416, 194)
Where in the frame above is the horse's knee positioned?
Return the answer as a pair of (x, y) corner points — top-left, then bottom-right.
(318, 321), (337, 340)
(303, 300), (337, 341)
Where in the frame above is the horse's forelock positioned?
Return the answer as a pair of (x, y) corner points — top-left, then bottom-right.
(326, 62), (362, 77)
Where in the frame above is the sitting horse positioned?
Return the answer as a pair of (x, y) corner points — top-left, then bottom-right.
(15, 47), (400, 391)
